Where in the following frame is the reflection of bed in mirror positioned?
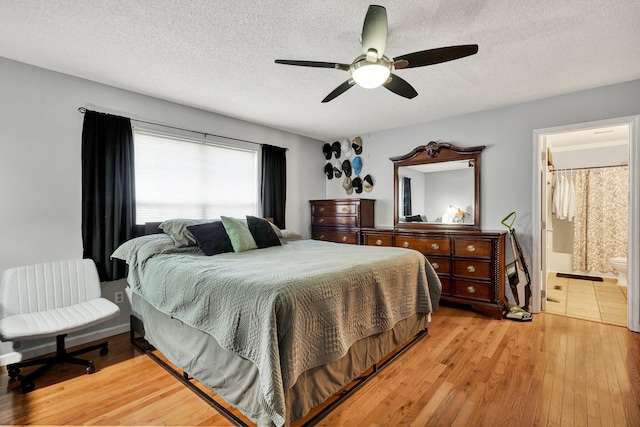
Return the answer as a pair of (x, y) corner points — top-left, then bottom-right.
(398, 160), (475, 224)
(391, 141), (485, 231)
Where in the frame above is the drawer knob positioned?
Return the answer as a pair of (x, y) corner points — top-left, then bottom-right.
(341, 218), (347, 224)
(341, 236), (348, 242)
(467, 244), (476, 252)
(432, 262), (440, 270)
(319, 235), (325, 239)
(431, 243), (440, 250)
(341, 207), (349, 212)
(376, 239), (383, 246)
(467, 265), (476, 273)
(467, 286), (476, 294)
(319, 218), (324, 223)
(319, 207), (325, 212)
(403, 241), (410, 248)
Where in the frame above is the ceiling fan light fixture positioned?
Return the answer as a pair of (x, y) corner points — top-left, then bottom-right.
(274, 6), (478, 102)
(351, 60), (391, 88)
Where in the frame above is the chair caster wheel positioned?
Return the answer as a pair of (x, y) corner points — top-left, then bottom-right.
(20, 379), (35, 393)
(86, 363), (96, 374)
(100, 347), (108, 356)
(8, 367), (21, 379)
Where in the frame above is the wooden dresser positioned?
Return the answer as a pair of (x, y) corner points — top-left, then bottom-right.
(310, 199), (375, 244)
(362, 228), (507, 319)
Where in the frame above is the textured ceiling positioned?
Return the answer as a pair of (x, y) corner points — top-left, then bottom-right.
(1, 0), (639, 141)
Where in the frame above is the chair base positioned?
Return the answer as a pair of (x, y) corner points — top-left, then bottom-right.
(7, 334), (109, 393)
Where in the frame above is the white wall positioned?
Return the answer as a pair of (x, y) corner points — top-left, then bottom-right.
(0, 57), (325, 363)
(548, 215), (574, 273)
(326, 79), (640, 268)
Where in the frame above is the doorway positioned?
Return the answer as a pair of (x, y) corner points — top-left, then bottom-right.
(532, 116), (640, 332)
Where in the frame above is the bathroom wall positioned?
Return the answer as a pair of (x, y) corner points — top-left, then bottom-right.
(548, 207), (574, 272)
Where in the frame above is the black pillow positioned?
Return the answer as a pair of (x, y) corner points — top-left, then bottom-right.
(186, 221), (234, 256)
(246, 216), (281, 249)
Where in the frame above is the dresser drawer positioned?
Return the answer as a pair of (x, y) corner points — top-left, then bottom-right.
(312, 230), (359, 244)
(453, 279), (492, 301)
(312, 216), (357, 227)
(428, 256), (450, 275)
(395, 236), (450, 255)
(453, 239), (492, 258)
(439, 277), (451, 295)
(453, 259), (491, 279)
(365, 234), (393, 247)
(312, 203), (356, 216)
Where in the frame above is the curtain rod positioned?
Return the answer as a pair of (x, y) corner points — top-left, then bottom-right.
(551, 164), (628, 173)
(78, 107), (287, 150)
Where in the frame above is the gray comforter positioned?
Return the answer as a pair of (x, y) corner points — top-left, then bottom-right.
(113, 235), (441, 426)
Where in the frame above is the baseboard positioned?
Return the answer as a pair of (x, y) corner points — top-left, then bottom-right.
(0, 322), (130, 367)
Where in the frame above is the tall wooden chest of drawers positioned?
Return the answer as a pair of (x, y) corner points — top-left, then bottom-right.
(310, 199), (375, 245)
(362, 228), (507, 319)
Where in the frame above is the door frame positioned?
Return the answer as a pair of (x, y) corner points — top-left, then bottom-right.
(532, 115), (639, 332)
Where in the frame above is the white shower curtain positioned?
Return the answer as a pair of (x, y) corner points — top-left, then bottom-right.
(572, 166), (628, 272)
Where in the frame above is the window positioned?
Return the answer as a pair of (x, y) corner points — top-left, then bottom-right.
(134, 129), (260, 224)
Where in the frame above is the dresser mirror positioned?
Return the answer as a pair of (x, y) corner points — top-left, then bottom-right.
(391, 141), (485, 230)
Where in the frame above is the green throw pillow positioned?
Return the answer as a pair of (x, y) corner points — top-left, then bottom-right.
(221, 216), (258, 253)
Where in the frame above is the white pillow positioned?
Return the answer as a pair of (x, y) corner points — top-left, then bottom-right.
(159, 218), (210, 247)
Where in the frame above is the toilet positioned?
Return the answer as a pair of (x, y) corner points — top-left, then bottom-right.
(609, 257), (628, 286)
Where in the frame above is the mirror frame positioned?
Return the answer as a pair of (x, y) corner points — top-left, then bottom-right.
(391, 141), (485, 231)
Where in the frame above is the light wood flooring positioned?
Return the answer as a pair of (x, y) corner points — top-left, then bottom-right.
(546, 272), (628, 326)
(2, 305), (639, 426)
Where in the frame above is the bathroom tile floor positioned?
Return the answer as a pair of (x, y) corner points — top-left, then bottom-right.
(545, 272), (627, 326)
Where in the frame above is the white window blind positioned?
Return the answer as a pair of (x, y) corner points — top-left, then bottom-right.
(134, 130), (259, 224)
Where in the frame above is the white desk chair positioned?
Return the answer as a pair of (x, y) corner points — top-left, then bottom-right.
(0, 259), (120, 392)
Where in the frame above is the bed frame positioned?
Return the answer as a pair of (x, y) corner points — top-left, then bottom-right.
(130, 314), (428, 426)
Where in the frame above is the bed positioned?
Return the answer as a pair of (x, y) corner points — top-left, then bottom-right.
(112, 218), (441, 426)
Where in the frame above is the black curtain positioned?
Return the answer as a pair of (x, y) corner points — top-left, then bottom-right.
(81, 111), (136, 281)
(403, 177), (412, 216)
(261, 145), (287, 229)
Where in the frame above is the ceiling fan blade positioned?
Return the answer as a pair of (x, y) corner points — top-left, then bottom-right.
(275, 59), (350, 71)
(393, 44), (478, 69)
(361, 5), (387, 59)
(322, 79), (356, 103)
(383, 74), (418, 99)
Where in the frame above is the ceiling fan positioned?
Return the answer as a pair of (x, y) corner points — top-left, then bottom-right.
(275, 5), (478, 103)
